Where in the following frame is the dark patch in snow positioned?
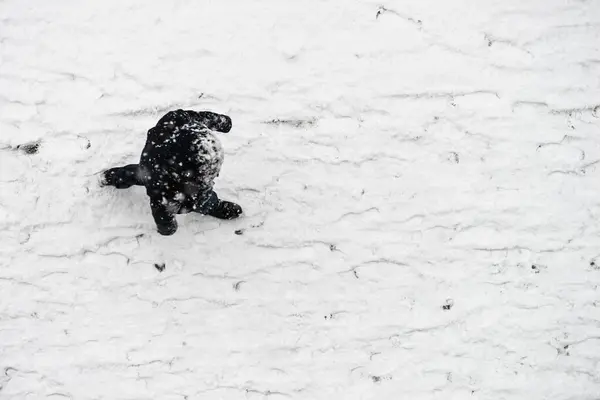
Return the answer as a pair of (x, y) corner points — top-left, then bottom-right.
(557, 344), (571, 356)
(590, 260), (598, 269)
(233, 281), (245, 291)
(449, 152), (459, 163)
(154, 262), (166, 272)
(370, 375), (391, 383)
(329, 244), (337, 251)
(531, 264), (548, 274)
(235, 229), (244, 235)
(16, 141), (41, 154)
(442, 299), (454, 310)
(76, 134), (91, 149)
(264, 118), (316, 128)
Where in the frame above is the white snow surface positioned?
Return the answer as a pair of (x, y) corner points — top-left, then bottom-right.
(1, 0), (600, 399)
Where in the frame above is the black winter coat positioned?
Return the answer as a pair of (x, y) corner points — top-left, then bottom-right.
(138, 109), (232, 234)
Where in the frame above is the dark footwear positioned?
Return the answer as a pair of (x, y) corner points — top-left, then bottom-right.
(101, 168), (128, 188)
(101, 166), (141, 189)
(208, 201), (242, 220)
(99, 169), (115, 187)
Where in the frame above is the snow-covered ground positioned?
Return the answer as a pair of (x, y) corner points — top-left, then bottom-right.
(1, 0), (600, 398)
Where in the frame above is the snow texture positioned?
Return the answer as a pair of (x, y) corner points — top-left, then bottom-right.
(1, 0), (600, 399)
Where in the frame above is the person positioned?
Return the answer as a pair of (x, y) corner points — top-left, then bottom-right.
(101, 109), (242, 235)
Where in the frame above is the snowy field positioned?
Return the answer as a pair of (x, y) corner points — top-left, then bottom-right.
(1, 0), (600, 399)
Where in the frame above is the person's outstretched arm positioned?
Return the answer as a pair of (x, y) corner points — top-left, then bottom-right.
(191, 111), (232, 133)
(155, 109), (232, 133)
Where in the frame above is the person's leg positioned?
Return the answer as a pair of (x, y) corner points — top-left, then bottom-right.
(101, 164), (145, 189)
(193, 191), (242, 220)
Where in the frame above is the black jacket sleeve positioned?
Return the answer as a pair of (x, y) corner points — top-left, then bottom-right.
(149, 196), (177, 236)
(191, 111), (232, 133)
(155, 109), (232, 133)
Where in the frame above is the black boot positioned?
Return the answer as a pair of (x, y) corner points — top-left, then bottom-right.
(208, 200), (243, 220)
(101, 165), (144, 189)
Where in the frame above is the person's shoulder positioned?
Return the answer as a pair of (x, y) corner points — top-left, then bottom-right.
(152, 109), (191, 129)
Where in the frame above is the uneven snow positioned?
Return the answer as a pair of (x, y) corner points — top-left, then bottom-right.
(1, 0), (600, 399)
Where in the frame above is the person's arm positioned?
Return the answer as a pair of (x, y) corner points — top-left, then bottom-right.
(190, 111), (232, 133)
(149, 193), (177, 236)
(155, 110), (232, 133)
